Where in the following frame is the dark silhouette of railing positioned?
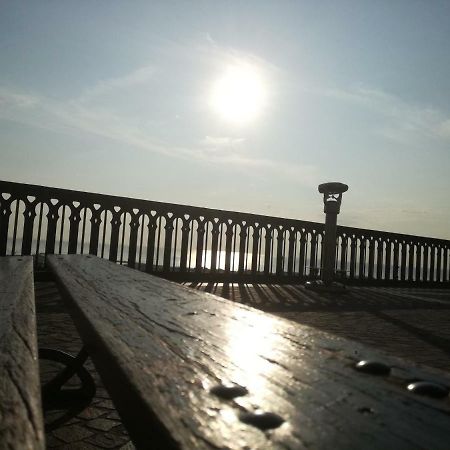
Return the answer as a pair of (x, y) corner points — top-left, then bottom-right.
(1, 180), (449, 285)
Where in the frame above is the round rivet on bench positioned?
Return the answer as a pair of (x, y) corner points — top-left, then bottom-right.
(406, 381), (449, 398)
(357, 406), (375, 415)
(210, 384), (248, 400)
(355, 360), (391, 376)
(239, 411), (285, 430)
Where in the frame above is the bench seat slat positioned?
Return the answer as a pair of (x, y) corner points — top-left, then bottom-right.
(0, 256), (45, 450)
(48, 255), (450, 450)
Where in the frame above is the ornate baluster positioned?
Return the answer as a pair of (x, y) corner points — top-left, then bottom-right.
(0, 194), (13, 256)
(45, 201), (60, 254)
(68, 202), (83, 254)
(340, 234), (348, 274)
(358, 237), (366, 279)
(195, 218), (206, 272)
(385, 240), (392, 280)
(393, 240), (399, 280)
(408, 242), (415, 281)
(128, 210), (141, 268)
(276, 226), (284, 275)
(400, 241), (407, 281)
(415, 244), (423, 281)
(11, 204), (19, 255)
(376, 239), (383, 280)
(145, 215), (158, 273)
(224, 220), (234, 273)
(263, 226), (272, 275)
(21, 197), (37, 255)
(238, 222), (247, 274)
(163, 214), (175, 271)
(436, 245), (442, 282)
(309, 232), (317, 274)
(179, 216), (191, 272)
(349, 235), (357, 279)
(251, 225), (260, 274)
(298, 232), (307, 277)
(287, 228), (296, 275)
(430, 245), (436, 282)
(367, 237), (375, 279)
(109, 208), (122, 263)
(35, 203), (44, 255)
(89, 206), (102, 255)
(209, 220), (220, 272)
(422, 245), (429, 282)
(444, 246), (449, 282)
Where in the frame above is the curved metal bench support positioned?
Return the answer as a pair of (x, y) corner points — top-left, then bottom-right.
(39, 347), (96, 430)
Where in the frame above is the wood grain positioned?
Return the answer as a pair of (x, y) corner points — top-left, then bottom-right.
(48, 255), (450, 450)
(0, 256), (45, 450)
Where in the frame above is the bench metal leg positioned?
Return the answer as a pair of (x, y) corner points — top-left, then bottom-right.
(39, 346), (96, 430)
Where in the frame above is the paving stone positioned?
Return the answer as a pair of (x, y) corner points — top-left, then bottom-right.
(118, 442), (136, 450)
(77, 406), (107, 420)
(86, 418), (122, 432)
(106, 411), (121, 420)
(85, 432), (129, 448)
(95, 387), (111, 399)
(45, 434), (65, 448)
(53, 442), (100, 450)
(94, 399), (116, 410)
(52, 424), (95, 443)
(111, 424), (129, 436)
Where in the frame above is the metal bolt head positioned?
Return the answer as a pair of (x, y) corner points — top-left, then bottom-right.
(355, 360), (391, 376)
(239, 411), (285, 430)
(210, 384), (248, 400)
(407, 381), (449, 399)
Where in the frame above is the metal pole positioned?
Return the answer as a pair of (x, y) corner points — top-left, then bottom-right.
(318, 182), (348, 286)
(322, 211), (337, 284)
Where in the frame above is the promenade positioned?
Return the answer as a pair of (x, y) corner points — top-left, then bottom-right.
(37, 281), (450, 448)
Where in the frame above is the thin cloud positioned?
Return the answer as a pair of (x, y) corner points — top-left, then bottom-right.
(308, 85), (450, 144)
(201, 135), (246, 147)
(77, 65), (156, 103)
(0, 85), (317, 186)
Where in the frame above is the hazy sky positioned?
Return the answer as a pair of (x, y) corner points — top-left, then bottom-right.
(1, 1), (449, 239)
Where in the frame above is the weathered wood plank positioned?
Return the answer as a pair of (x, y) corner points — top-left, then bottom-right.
(0, 256), (45, 450)
(48, 255), (450, 450)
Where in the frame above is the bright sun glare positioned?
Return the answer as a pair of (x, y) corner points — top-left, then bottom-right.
(210, 64), (266, 124)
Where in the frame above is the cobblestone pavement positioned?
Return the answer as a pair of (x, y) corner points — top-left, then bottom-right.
(37, 281), (450, 448)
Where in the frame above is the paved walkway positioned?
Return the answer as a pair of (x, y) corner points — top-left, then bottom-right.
(36, 281), (450, 448)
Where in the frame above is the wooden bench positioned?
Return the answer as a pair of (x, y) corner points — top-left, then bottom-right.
(0, 256), (45, 449)
(48, 254), (450, 449)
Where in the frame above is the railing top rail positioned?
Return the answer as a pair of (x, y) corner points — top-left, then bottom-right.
(0, 179), (323, 230)
(337, 224), (449, 246)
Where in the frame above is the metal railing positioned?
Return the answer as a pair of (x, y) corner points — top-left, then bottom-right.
(1, 180), (449, 285)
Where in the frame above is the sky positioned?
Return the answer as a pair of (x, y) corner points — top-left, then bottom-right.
(1, 1), (449, 239)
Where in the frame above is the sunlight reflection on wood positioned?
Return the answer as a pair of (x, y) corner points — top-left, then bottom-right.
(224, 310), (282, 399)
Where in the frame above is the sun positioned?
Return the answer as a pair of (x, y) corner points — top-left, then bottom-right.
(210, 64), (266, 124)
